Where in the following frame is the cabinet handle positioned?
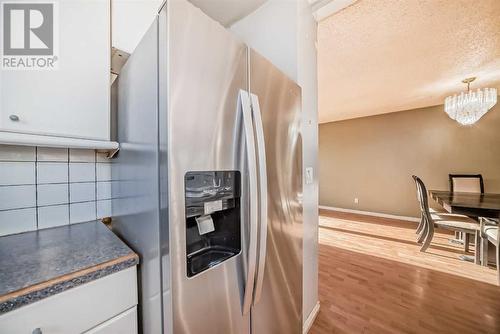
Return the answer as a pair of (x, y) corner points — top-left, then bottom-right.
(32, 328), (42, 334)
(9, 114), (19, 121)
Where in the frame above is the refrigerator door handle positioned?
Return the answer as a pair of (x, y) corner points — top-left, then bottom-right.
(239, 90), (259, 315)
(250, 93), (268, 306)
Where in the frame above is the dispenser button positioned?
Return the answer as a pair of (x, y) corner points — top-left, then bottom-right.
(204, 200), (223, 215)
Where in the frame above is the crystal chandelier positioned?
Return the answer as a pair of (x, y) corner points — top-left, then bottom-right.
(444, 77), (497, 125)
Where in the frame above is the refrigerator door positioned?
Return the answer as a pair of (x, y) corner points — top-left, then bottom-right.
(162, 1), (251, 333)
(249, 50), (303, 334)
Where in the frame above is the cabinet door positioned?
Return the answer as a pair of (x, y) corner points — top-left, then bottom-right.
(0, 0), (110, 141)
(84, 307), (138, 334)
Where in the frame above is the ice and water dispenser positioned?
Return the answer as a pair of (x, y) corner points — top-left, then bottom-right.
(184, 171), (241, 277)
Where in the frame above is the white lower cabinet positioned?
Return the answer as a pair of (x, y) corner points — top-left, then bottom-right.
(84, 307), (138, 334)
(0, 266), (138, 334)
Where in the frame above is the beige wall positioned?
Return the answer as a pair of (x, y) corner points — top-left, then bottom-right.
(319, 102), (500, 217)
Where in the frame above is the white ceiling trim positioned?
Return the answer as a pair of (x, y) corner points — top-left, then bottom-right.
(310, 0), (359, 22)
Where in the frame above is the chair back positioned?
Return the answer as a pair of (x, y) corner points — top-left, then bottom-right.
(480, 217), (500, 243)
(449, 174), (484, 193)
(412, 175), (433, 224)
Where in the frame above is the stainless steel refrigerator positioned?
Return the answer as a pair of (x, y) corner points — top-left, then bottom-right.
(112, 1), (302, 333)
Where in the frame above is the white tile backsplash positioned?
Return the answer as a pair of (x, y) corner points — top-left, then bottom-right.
(0, 162), (35, 185)
(38, 205), (70, 229)
(96, 152), (110, 163)
(70, 182), (96, 203)
(0, 145), (35, 162)
(97, 163), (112, 181)
(0, 208), (37, 236)
(36, 147), (69, 162)
(97, 199), (112, 219)
(70, 202), (97, 224)
(0, 185), (37, 210)
(37, 163), (69, 184)
(69, 149), (95, 163)
(37, 184), (69, 206)
(69, 163), (95, 183)
(0, 145), (115, 236)
(97, 181), (112, 200)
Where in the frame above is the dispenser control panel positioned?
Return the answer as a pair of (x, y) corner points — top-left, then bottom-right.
(184, 171), (241, 277)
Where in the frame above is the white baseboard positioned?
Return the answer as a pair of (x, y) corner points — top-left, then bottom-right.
(303, 301), (320, 334)
(319, 205), (420, 223)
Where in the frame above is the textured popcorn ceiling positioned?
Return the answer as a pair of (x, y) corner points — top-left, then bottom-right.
(318, 0), (500, 123)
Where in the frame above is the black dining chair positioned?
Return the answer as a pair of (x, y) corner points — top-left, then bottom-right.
(412, 176), (480, 259)
(449, 174), (484, 194)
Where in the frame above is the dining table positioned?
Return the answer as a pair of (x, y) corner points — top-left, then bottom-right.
(429, 190), (500, 219)
(429, 190), (500, 263)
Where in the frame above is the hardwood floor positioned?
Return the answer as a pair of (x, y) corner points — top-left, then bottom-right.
(309, 209), (500, 334)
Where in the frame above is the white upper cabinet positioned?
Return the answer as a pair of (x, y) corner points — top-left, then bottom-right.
(0, 0), (111, 141)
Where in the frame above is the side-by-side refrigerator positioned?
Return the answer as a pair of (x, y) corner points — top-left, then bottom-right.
(112, 1), (303, 333)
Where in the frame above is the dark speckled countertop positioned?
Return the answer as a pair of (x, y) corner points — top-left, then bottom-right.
(0, 221), (139, 314)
